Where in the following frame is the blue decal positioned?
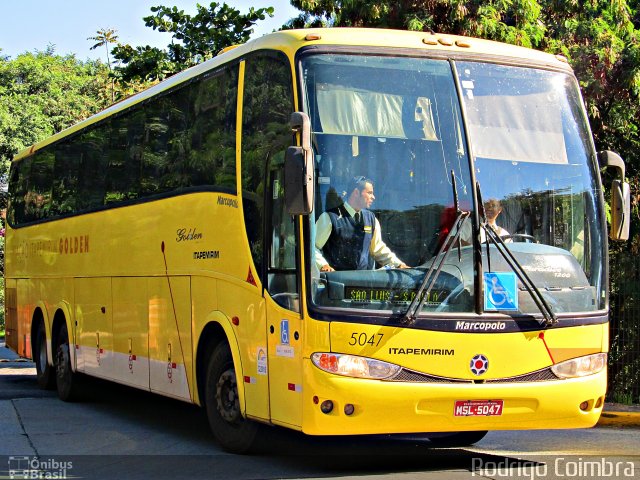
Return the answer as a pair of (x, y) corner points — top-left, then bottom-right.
(484, 272), (518, 311)
(280, 319), (290, 345)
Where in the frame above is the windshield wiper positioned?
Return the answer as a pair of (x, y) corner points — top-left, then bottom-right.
(475, 183), (557, 327)
(402, 172), (469, 325)
(482, 226), (557, 327)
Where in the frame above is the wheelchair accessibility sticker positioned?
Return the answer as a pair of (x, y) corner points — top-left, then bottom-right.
(280, 319), (289, 345)
(484, 272), (518, 311)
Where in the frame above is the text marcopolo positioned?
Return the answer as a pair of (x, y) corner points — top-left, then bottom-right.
(456, 321), (506, 331)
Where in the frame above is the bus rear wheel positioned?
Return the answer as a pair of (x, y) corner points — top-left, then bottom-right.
(205, 342), (261, 453)
(34, 325), (56, 390)
(55, 323), (83, 402)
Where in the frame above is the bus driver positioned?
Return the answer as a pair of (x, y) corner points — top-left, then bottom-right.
(314, 176), (409, 272)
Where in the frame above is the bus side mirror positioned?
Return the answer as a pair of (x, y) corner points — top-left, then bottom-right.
(598, 150), (630, 241)
(285, 112), (314, 215)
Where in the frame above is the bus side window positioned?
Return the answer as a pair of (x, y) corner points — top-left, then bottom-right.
(77, 129), (108, 210)
(24, 152), (54, 222)
(267, 160), (299, 312)
(8, 157), (31, 225)
(105, 112), (143, 204)
(191, 67), (238, 193)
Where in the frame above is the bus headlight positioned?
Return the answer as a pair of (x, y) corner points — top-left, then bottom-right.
(551, 353), (607, 379)
(311, 352), (401, 379)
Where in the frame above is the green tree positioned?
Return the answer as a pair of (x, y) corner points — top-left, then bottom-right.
(112, 2), (274, 85)
(88, 28), (119, 71)
(88, 28), (120, 101)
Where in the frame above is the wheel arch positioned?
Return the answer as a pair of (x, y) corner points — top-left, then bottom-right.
(30, 305), (50, 364)
(50, 303), (76, 372)
(194, 312), (244, 411)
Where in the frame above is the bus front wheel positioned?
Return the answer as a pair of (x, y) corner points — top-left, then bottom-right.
(34, 324), (56, 390)
(55, 323), (83, 402)
(205, 342), (261, 453)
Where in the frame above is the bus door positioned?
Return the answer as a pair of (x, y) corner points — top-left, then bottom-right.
(264, 158), (303, 427)
(240, 50), (299, 425)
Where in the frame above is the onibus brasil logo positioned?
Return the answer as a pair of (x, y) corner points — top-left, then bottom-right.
(8, 456), (73, 479)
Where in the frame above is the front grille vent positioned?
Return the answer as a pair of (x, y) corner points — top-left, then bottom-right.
(388, 367), (559, 383)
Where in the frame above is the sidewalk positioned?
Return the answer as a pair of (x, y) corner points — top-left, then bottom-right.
(0, 338), (36, 375)
(599, 402), (640, 428)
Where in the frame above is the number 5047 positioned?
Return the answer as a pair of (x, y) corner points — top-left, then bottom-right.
(348, 332), (384, 347)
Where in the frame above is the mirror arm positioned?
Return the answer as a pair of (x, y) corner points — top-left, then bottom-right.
(290, 112), (313, 189)
(598, 150), (625, 180)
(291, 112), (312, 152)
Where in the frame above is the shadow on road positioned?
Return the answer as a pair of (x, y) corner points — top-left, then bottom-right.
(37, 376), (541, 479)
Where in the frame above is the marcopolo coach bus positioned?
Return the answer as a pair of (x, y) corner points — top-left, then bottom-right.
(4, 28), (630, 452)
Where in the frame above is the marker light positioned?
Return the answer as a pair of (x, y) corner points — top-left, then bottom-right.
(311, 353), (401, 379)
(551, 353), (607, 379)
(320, 400), (334, 414)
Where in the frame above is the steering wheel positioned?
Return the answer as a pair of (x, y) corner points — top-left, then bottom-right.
(500, 234), (536, 243)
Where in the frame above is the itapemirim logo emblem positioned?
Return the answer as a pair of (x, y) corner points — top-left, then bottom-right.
(470, 354), (489, 375)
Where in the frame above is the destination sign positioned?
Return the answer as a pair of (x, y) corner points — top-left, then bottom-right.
(344, 287), (448, 304)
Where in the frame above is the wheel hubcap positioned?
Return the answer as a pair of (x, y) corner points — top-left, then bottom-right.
(216, 368), (240, 423)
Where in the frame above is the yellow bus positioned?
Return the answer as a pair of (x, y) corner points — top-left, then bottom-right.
(4, 28), (630, 453)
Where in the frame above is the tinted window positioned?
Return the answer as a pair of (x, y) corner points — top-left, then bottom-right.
(8, 157), (31, 225)
(105, 111), (143, 204)
(191, 68), (238, 192)
(25, 151), (54, 221)
(241, 52), (294, 280)
(77, 129), (108, 210)
(8, 64), (239, 226)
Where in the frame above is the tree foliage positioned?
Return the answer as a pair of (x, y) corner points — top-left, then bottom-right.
(88, 28), (119, 71)
(112, 2), (274, 84)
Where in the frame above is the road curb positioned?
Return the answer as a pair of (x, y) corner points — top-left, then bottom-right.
(597, 411), (640, 428)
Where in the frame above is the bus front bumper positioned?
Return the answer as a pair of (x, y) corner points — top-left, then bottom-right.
(301, 360), (606, 435)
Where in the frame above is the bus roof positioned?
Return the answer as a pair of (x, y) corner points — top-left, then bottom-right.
(13, 28), (570, 162)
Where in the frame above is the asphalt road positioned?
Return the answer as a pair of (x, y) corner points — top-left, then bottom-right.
(1, 343), (639, 480)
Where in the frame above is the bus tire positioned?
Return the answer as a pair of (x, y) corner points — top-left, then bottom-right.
(55, 323), (83, 402)
(428, 430), (488, 447)
(34, 324), (56, 390)
(205, 342), (261, 453)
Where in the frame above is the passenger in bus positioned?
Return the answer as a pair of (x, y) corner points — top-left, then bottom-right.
(482, 198), (511, 243)
(456, 198), (511, 246)
(314, 176), (409, 271)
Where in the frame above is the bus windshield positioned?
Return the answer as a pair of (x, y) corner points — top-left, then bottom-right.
(301, 53), (605, 318)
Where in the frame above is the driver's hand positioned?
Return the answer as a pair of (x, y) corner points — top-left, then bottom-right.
(398, 262), (410, 269)
(320, 264), (335, 272)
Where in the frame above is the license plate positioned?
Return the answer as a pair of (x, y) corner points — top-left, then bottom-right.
(454, 400), (504, 416)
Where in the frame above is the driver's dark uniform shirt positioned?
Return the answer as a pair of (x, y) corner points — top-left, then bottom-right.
(322, 204), (375, 270)
(314, 201), (404, 270)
